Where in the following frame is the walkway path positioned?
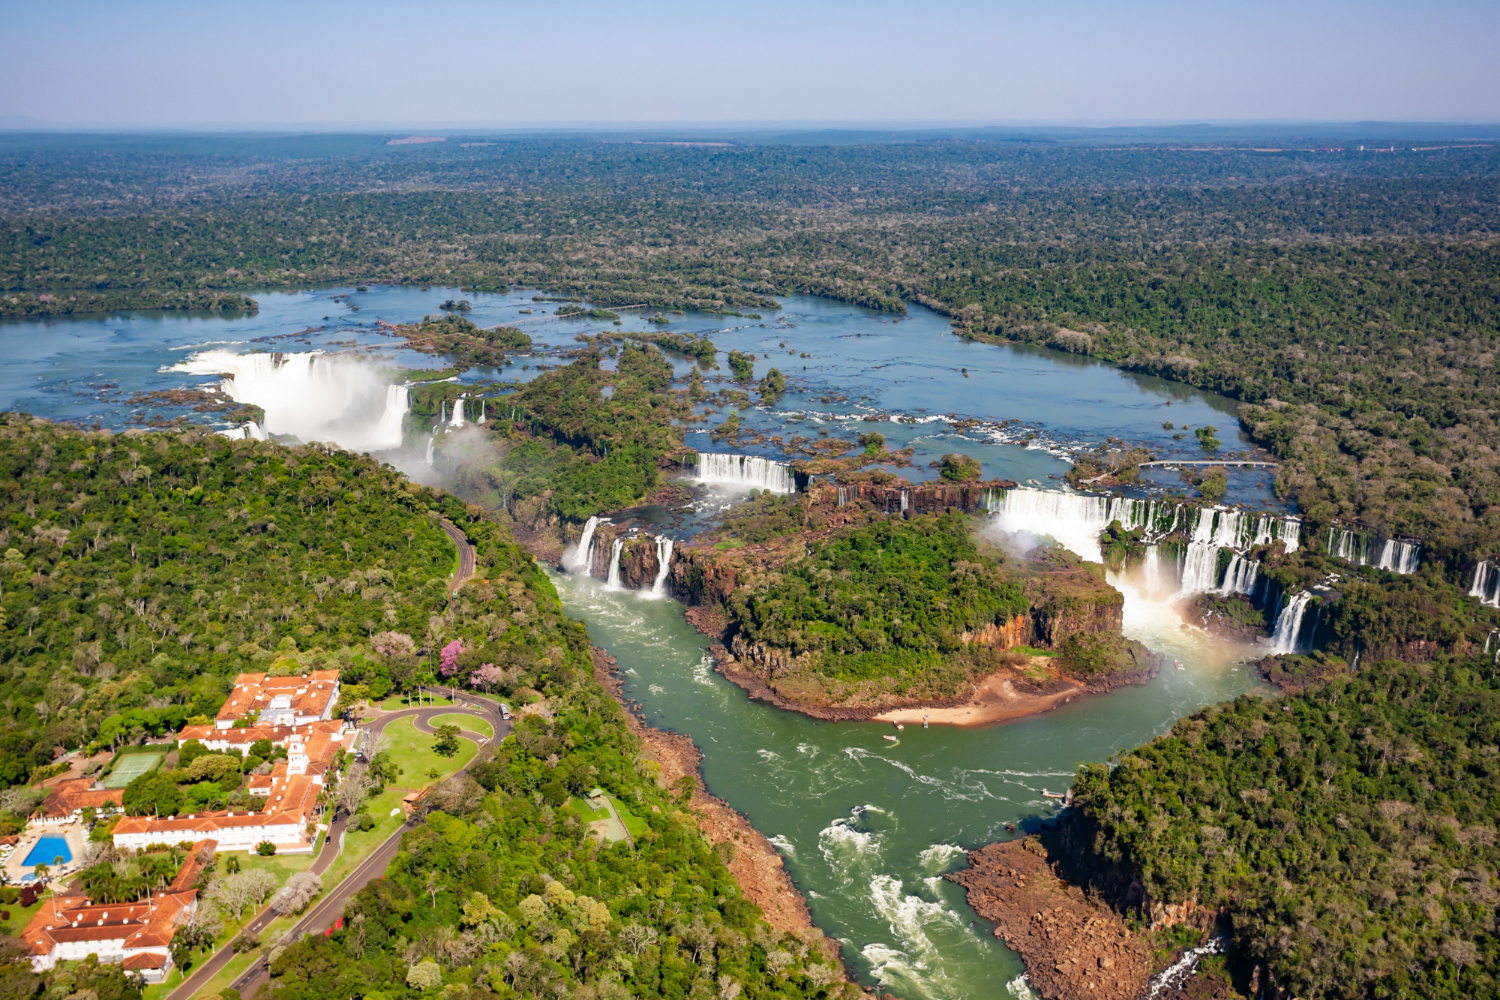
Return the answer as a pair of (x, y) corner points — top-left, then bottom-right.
(1137, 460), (1278, 468)
(166, 698), (505, 1000)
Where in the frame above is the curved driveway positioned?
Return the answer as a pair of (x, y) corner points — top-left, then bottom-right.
(167, 691), (507, 1000)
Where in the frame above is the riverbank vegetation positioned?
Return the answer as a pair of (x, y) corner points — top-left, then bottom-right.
(478, 346), (691, 522)
(7, 137), (1500, 555)
(728, 513), (1030, 685)
(1, 289), (257, 317)
(9, 137), (1500, 560)
(707, 508), (1148, 705)
(0, 413), (834, 999)
(1071, 654), (1500, 1000)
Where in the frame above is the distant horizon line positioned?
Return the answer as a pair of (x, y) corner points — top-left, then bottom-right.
(4, 116), (1500, 134)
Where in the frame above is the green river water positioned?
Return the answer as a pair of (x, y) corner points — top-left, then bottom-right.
(0, 285), (1276, 997)
(551, 571), (1266, 1000)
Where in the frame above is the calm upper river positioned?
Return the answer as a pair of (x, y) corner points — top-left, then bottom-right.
(2, 286), (1275, 998)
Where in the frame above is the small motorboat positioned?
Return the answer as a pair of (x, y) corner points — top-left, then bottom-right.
(1041, 789), (1067, 799)
(895, 723), (905, 731)
(883, 735), (899, 743)
(1174, 659), (1185, 671)
(923, 716), (929, 729)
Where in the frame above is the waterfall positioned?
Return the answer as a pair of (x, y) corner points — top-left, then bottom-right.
(1374, 539), (1421, 574)
(1470, 561), (1500, 607)
(171, 349), (409, 452)
(649, 536), (674, 598)
(693, 453), (796, 493)
(1143, 545), (1163, 594)
(424, 434), (435, 466)
(605, 539), (624, 589)
(837, 486), (848, 507)
(567, 516), (603, 574)
(1178, 544), (1221, 594)
(1325, 526), (1368, 563)
(1218, 553), (1261, 596)
(374, 384), (409, 447)
(900, 490), (910, 513)
(449, 397), (466, 428)
(991, 487), (1299, 606)
(437, 400), (446, 427)
(1268, 592), (1314, 654)
(989, 490), (1137, 561)
(220, 420), (269, 441)
(1326, 526), (1419, 574)
(478, 400), (487, 424)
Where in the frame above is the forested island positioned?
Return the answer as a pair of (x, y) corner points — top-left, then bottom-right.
(4, 130), (1500, 998)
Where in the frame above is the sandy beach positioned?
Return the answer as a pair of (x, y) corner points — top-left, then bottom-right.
(872, 671), (1086, 726)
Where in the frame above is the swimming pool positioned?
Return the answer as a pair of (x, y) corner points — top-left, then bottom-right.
(22, 835), (71, 868)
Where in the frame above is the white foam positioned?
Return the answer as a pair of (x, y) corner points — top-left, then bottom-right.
(171, 349), (409, 453)
(768, 834), (797, 856)
(916, 844), (967, 871)
(1005, 975), (1040, 1000)
(869, 874), (963, 978)
(818, 819), (880, 857)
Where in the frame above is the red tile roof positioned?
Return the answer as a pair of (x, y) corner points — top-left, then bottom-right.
(39, 779), (124, 819)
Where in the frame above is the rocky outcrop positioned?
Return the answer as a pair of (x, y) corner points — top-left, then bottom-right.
(729, 634), (815, 679)
(948, 839), (1155, 1000)
(1031, 587), (1124, 648)
(961, 614), (1031, 649)
(667, 546), (740, 608)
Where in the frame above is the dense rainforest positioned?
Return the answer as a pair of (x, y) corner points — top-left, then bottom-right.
(0, 415), (838, 1000)
(5, 136), (1500, 557)
(7, 131), (1500, 997)
(725, 513), (1032, 694)
(1071, 655), (1500, 999)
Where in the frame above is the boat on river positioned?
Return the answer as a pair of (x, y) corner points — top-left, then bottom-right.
(883, 735), (899, 743)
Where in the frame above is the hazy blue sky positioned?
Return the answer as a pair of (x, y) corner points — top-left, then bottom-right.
(3, 0), (1497, 126)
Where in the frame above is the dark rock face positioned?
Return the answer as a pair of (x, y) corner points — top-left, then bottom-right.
(582, 524), (665, 589)
(827, 479), (1017, 516)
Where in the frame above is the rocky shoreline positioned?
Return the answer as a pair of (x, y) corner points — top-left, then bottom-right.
(949, 839), (1155, 1000)
(590, 645), (820, 937)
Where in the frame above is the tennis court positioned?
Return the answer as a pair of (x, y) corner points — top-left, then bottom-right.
(101, 750), (164, 789)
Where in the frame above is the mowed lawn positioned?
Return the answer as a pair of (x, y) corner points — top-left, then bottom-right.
(427, 711), (493, 740)
(379, 693), (452, 711)
(381, 716), (478, 784)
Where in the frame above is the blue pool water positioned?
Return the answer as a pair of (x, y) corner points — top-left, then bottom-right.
(23, 835), (71, 868)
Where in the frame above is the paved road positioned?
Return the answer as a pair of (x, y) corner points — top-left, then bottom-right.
(167, 696), (506, 1000)
(437, 516), (476, 598)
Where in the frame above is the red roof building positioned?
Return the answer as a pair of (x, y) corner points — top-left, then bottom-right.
(21, 840), (215, 982)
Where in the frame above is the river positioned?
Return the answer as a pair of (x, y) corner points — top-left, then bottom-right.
(2, 286), (1275, 998)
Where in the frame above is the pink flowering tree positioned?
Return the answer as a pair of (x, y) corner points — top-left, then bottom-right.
(470, 663), (504, 692)
(372, 631), (416, 662)
(439, 640), (464, 678)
